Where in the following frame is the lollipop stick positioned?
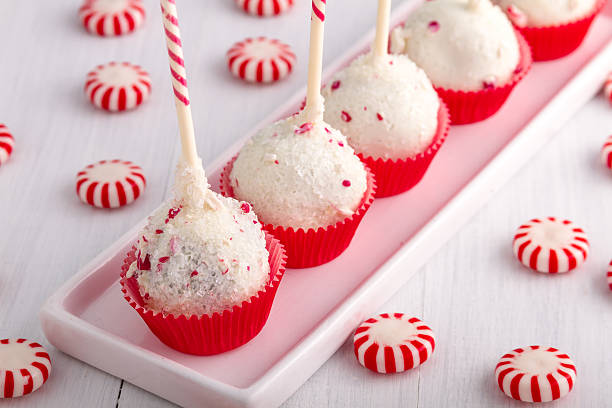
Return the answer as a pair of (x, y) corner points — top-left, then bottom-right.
(304, 0), (326, 123)
(373, 0), (391, 57)
(160, 0), (200, 169)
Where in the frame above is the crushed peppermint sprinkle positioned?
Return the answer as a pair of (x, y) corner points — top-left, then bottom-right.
(341, 111), (352, 122)
(376, 113), (384, 121)
(338, 141), (344, 147)
(155, 229), (163, 234)
(142, 235), (148, 242)
(168, 207), (181, 219)
(483, 80), (495, 89)
(295, 122), (314, 134)
(241, 202), (251, 213)
(363, 106), (367, 111)
(325, 128), (331, 134)
(159, 256), (170, 263)
(428, 21), (440, 32)
(342, 180), (351, 187)
(331, 80), (341, 90)
(274, 160), (279, 164)
(191, 270), (198, 277)
(138, 253), (151, 271)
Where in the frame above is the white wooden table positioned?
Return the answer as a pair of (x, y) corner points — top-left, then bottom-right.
(1, 1), (611, 407)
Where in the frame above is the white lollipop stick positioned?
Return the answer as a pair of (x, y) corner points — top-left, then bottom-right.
(373, 0), (391, 57)
(160, 0), (200, 169)
(304, 0), (327, 123)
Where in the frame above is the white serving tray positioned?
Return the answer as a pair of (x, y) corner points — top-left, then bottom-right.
(40, 2), (612, 407)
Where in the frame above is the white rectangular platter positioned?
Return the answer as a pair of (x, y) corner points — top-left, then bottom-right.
(40, 2), (612, 407)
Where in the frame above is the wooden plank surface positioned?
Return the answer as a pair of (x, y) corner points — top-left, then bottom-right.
(1, 0), (611, 407)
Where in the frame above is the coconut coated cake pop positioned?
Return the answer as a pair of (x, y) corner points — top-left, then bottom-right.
(390, 0), (521, 91)
(229, 110), (368, 230)
(322, 52), (440, 160)
(126, 161), (270, 316)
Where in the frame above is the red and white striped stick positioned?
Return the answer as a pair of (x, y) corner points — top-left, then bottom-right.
(303, 0), (327, 122)
(373, 0), (391, 57)
(160, 0), (200, 169)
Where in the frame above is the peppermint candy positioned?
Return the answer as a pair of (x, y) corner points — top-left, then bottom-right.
(495, 346), (576, 403)
(513, 217), (589, 274)
(0, 124), (14, 166)
(76, 160), (146, 209)
(602, 135), (612, 170)
(235, 0), (294, 17)
(604, 71), (612, 106)
(85, 62), (151, 112)
(353, 313), (435, 374)
(0, 339), (51, 398)
(79, 0), (146, 37)
(227, 37), (296, 84)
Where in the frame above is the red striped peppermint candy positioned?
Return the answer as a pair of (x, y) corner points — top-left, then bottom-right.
(601, 135), (612, 170)
(495, 346), (576, 403)
(0, 124), (14, 166)
(353, 313), (435, 374)
(235, 0), (294, 17)
(227, 37), (296, 84)
(513, 217), (589, 274)
(76, 160), (146, 209)
(0, 339), (51, 399)
(607, 260), (612, 291)
(85, 62), (151, 112)
(604, 71), (612, 106)
(79, 0), (145, 37)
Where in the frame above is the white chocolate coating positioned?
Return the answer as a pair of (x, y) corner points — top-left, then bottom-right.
(322, 52), (440, 160)
(494, 0), (597, 26)
(390, 0), (520, 91)
(128, 162), (270, 317)
(230, 111), (368, 230)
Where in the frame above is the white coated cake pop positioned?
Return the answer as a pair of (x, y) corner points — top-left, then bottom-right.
(322, 52), (440, 160)
(229, 111), (368, 230)
(127, 162), (270, 316)
(390, 0), (520, 91)
(494, 0), (597, 26)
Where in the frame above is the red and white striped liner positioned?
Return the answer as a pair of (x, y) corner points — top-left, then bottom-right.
(0, 339), (51, 399)
(353, 313), (435, 374)
(607, 260), (612, 291)
(0, 124), (14, 166)
(235, 0), (294, 17)
(227, 37), (296, 84)
(85, 62), (151, 112)
(79, 0), (145, 37)
(601, 135), (612, 170)
(604, 72), (612, 106)
(513, 217), (589, 274)
(495, 345), (576, 403)
(76, 160), (146, 209)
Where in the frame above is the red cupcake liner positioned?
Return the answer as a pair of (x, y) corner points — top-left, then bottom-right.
(220, 160), (376, 269)
(119, 233), (287, 356)
(435, 30), (532, 125)
(358, 100), (450, 198)
(513, 0), (606, 61)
